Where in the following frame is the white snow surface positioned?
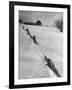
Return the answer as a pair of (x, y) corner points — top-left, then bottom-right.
(19, 24), (63, 79)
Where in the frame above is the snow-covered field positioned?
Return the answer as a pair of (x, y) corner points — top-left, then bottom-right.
(19, 24), (63, 79)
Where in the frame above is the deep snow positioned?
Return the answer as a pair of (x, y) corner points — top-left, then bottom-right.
(19, 24), (63, 79)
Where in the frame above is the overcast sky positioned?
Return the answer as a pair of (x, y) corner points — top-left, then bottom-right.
(19, 11), (63, 27)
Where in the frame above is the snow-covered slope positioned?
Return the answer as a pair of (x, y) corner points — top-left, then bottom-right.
(19, 24), (63, 79)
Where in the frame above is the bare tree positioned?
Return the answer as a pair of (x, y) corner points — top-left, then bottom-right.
(54, 19), (63, 32)
(19, 19), (23, 24)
